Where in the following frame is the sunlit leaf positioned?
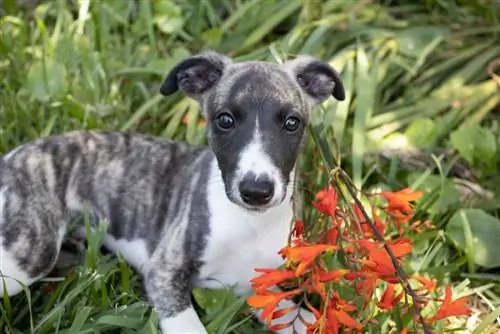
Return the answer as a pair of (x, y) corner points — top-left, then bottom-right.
(446, 209), (500, 268)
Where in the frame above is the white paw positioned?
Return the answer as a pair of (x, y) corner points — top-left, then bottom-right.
(159, 308), (208, 334)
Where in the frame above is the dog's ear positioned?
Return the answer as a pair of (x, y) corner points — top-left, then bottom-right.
(160, 51), (232, 99)
(284, 55), (345, 106)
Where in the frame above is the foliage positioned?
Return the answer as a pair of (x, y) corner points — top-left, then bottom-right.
(0, 0), (499, 333)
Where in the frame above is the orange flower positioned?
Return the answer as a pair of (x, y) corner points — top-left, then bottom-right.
(247, 289), (302, 323)
(309, 295), (362, 334)
(359, 238), (412, 258)
(360, 211), (387, 238)
(325, 309), (340, 334)
(291, 219), (305, 239)
(312, 185), (338, 217)
(270, 306), (297, 320)
(388, 238), (413, 257)
(310, 267), (327, 299)
(332, 309), (362, 330)
(390, 210), (413, 235)
(428, 286), (472, 322)
(411, 275), (437, 294)
(378, 187), (424, 216)
(353, 274), (377, 306)
(357, 239), (412, 280)
(250, 268), (296, 292)
(317, 269), (349, 283)
(319, 225), (339, 245)
(377, 283), (404, 311)
(279, 242), (338, 276)
(355, 204), (386, 238)
(309, 268), (349, 300)
(329, 294), (362, 329)
(268, 322), (294, 332)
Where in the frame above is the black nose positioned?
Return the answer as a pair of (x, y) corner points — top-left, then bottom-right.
(238, 178), (274, 206)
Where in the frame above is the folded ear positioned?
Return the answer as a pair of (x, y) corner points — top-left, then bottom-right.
(160, 51), (232, 100)
(284, 55), (345, 106)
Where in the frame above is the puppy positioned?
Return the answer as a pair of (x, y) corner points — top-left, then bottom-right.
(0, 51), (345, 333)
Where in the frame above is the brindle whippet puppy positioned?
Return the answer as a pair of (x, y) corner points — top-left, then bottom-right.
(0, 51), (345, 333)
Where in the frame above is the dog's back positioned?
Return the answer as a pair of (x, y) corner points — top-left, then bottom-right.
(0, 130), (212, 295)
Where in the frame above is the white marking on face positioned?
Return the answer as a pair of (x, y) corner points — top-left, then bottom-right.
(233, 119), (284, 207)
(159, 307), (207, 334)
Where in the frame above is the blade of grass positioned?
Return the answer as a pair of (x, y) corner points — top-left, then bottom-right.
(352, 41), (375, 189)
(236, 0), (302, 54)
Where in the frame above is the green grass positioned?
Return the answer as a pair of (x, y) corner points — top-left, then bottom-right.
(0, 0), (500, 332)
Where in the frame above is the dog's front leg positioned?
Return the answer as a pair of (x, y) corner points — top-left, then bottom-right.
(145, 262), (207, 334)
(251, 286), (317, 334)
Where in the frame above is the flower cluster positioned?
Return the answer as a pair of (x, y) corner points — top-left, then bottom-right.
(247, 185), (472, 333)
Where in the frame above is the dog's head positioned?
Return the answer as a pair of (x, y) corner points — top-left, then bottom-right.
(160, 51), (344, 212)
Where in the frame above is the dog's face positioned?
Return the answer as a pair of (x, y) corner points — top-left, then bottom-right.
(160, 51), (345, 212)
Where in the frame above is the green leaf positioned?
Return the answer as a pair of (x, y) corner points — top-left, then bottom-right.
(193, 288), (237, 316)
(446, 209), (500, 268)
(26, 59), (68, 102)
(95, 314), (144, 329)
(450, 123), (497, 165)
(67, 306), (93, 332)
(404, 117), (437, 148)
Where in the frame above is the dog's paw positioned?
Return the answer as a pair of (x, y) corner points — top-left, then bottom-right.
(158, 308), (208, 334)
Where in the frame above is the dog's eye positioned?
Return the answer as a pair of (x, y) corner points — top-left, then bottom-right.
(216, 113), (235, 130)
(283, 116), (300, 132)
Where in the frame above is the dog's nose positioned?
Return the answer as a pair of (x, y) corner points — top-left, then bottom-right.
(239, 178), (274, 206)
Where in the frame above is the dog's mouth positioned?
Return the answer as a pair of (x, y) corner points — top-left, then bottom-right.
(241, 203), (272, 213)
(226, 187), (286, 214)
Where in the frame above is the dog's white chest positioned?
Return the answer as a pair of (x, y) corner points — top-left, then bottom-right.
(197, 213), (291, 294)
(196, 166), (293, 294)
(197, 215), (291, 294)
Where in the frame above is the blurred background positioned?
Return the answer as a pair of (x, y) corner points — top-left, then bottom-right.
(0, 0), (499, 333)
